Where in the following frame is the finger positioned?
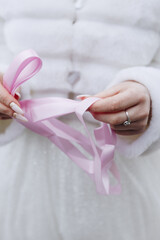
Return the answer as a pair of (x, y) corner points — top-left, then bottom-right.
(114, 129), (145, 136)
(76, 94), (91, 100)
(0, 74), (21, 100)
(110, 119), (148, 131)
(0, 116), (12, 120)
(77, 86), (120, 101)
(0, 113), (11, 118)
(91, 104), (149, 125)
(0, 103), (27, 121)
(14, 87), (21, 100)
(0, 103), (14, 118)
(89, 91), (139, 113)
(93, 84), (122, 99)
(91, 111), (126, 125)
(14, 91), (21, 100)
(0, 82), (23, 114)
(76, 84), (122, 100)
(0, 82), (20, 106)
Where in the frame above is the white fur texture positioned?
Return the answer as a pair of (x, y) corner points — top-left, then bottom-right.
(4, 19), (73, 57)
(4, 18), (160, 67)
(0, 0), (74, 20)
(78, 0), (160, 30)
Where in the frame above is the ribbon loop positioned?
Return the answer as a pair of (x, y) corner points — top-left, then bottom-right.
(3, 49), (121, 195)
(3, 49), (42, 95)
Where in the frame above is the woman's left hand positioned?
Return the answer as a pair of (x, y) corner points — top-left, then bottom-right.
(86, 81), (151, 136)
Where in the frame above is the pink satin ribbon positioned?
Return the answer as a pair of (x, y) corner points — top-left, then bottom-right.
(3, 49), (121, 195)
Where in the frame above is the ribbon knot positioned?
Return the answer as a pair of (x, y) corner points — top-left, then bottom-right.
(3, 49), (121, 195)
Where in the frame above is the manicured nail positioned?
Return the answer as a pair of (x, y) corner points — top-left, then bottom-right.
(13, 113), (28, 122)
(14, 92), (21, 100)
(76, 94), (91, 99)
(10, 102), (24, 115)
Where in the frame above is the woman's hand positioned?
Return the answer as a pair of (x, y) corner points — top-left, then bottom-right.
(0, 73), (27, 121)
(79, 81), (151, 136)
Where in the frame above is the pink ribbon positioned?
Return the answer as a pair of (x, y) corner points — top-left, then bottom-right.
(3, 49), (121, 195)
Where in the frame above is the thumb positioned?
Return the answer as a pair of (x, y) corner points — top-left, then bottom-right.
(93, 85), (120, 99)
(76, 84), (120, 100)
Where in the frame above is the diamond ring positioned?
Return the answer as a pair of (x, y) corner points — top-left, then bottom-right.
(123, 111), (131, 126)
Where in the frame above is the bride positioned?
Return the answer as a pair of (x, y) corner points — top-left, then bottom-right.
(0, 0), (160, 239)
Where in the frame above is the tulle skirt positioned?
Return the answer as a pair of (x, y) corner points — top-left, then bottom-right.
(0, 115), (160, 240)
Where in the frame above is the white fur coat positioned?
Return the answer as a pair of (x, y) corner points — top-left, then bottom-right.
(0, 0), (160, 157)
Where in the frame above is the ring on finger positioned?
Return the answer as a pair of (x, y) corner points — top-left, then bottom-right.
(123, 111), (131, 126)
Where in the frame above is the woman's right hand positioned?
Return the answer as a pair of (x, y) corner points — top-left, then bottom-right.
(0, 73), (28, 122)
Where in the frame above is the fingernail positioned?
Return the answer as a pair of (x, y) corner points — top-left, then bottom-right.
(14, 92), (21, 100)
(76, 94), (91, 100)
(10, 102), (24, 115)
(13, 113), (28, 122)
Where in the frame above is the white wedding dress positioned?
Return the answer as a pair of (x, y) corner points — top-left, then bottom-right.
(1, 117), (160, 240)
(1, 0), (160, 239)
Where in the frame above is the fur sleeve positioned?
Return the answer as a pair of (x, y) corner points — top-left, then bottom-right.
(108, 66), (160, 158)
